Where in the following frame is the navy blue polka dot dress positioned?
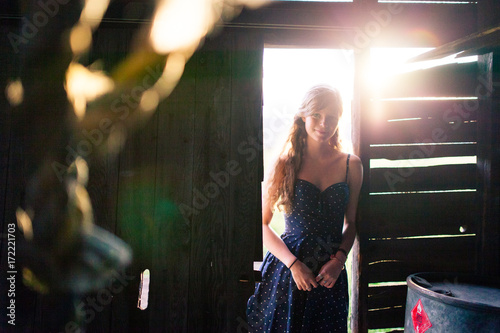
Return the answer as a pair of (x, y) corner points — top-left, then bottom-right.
(247, 155), (351, 333)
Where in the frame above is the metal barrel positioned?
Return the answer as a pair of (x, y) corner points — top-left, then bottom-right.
(405, 272), (500, 332)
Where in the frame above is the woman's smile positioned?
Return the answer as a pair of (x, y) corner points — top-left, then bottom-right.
(315, 129), (329, 136)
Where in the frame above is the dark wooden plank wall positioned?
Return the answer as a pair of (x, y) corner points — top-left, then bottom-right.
(82, 26), (263, 333)
(0, 19), (262, 332)
(0, 20), (38, 332)
(234, 1), (477, 49)
(360, 60), (481, 331)
(1, 19), (76, 332)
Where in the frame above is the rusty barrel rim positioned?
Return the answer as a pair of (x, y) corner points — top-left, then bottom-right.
(407, 272), (500, 314)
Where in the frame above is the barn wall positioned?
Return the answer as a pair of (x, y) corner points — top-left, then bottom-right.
(84, 26), (264, 332)
(359, 60), (482, 331)
(2, 1), (499, 332)
(0, 17), (263, 332)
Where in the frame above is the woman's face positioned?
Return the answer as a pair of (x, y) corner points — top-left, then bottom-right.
(302, 106), (340, 144)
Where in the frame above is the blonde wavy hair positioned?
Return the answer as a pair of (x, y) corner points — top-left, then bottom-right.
(265, 85), (343, 214)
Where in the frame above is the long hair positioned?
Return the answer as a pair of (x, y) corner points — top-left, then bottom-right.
(265, 85), (343, 214)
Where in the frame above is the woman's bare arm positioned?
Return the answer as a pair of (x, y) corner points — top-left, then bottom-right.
(262, 191), (318, 291)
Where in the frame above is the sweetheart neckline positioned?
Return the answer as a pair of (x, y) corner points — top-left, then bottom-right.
(296, 178), (348, 194)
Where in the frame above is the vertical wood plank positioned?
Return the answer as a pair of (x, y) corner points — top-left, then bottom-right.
(228, 28), (264, 332)
(149, 56), (196, 332)
(352, 45), (371, 333)
(112, 112), (158, 332)
(0, 22), (14, 249)
(0, 93), (40, 333)
(0, 26), (17, 328)
(86, 24), (153, 332)
(1, 20), (41, 333)
(84, 151), (120, 333)
(477, 52), (500, 278)
(188, 33), (233, 332)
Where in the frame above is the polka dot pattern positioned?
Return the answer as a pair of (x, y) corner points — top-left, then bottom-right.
(247, 156), (351, 332)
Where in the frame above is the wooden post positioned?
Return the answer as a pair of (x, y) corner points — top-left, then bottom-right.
(477, 52), (500, 278)
(350, 1), (376, 332)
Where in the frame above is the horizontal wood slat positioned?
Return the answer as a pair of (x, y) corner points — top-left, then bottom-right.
(364, 236), (476, 283)
(236, 2), (477, 50)
(370, 164), (477, 192)
(366, 236), (476, 263)
(368, 115), (477, 145)
(373, 62), (478, 99)
(370, 143), (477, 160)
(367, 306), (406, 330)
(365, 258), (477, 285)
(361, 36), (480, 333)
(368, 192), (478, 237)
(370, 99), (478, 123)
(367, 285), (407, 331)
(367, 285), (408, 312)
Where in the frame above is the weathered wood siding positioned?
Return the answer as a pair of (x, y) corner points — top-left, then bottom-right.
(85, 27), (264, 333)
(358, 59), (482, 331)
(0, 21), (263, 332)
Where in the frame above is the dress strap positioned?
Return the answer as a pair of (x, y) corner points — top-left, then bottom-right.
(345, 154), (351, 183)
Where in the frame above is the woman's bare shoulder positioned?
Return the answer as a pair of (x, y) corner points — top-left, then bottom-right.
(347, 153), (363, 182)
(348, 153), (362, 165)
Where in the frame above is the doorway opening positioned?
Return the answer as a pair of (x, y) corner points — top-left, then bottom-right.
(262, 46), (354, 240)
(261, 45), (355, 327)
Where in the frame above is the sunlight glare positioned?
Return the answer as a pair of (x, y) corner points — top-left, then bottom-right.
(368, 48), (479, 87)
(75, 156), (89, 186)
(70, 0), (109, 55)
(107, 124), (127, 156)
(234, 0), (270, 9)
(16, 208), (34, 241)
(367, 48), (432, 88)
(140, 90), (160, 113)
(80, 0), (110, 29)
(150, 0), (213, 54)
(70, 24), (92, 55)
(5, 79), (24, 106)
(148, 52), (187, 100)
(66, 63), (114, 120)
(370, 156), (477, 169)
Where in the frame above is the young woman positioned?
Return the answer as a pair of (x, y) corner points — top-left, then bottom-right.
(247, 85), (363, 332)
